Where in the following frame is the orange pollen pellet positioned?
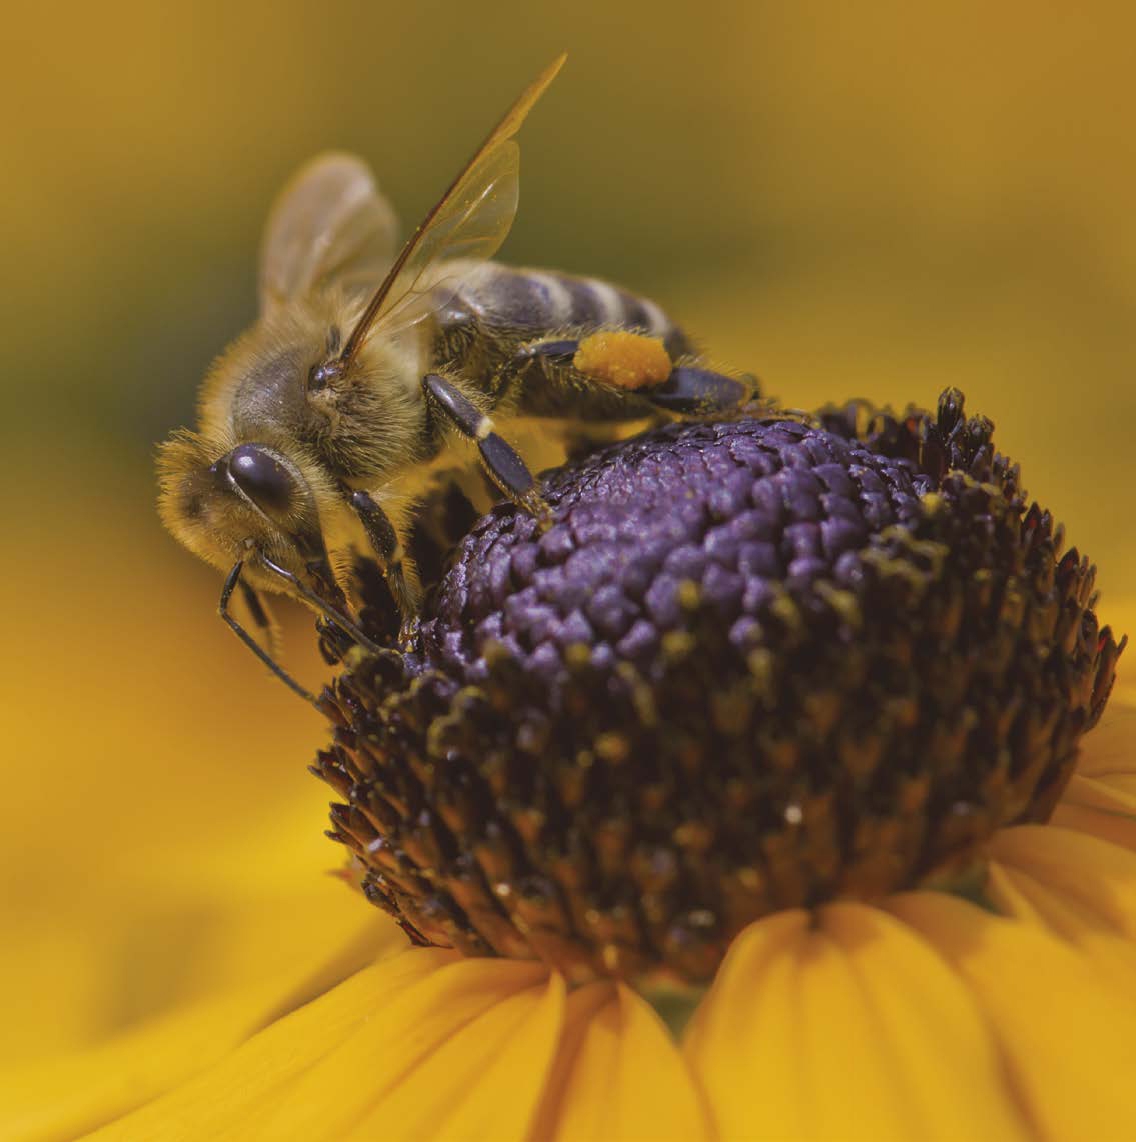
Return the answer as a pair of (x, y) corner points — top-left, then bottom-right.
(573, 331), (672, 391)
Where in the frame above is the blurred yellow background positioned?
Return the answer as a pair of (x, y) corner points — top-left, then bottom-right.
(3, 0), (1134, 1067)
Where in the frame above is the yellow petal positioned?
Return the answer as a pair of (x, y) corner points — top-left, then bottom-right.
(89, 954), (560, 1141)
(530, 982), (713, 1142)
(1067, 771), (1136, 805)
(990, 824), (1136, 939)
(987, 824), (1136, 1002)
(1, 720), (364, 1064)
(249, 957), (554, 1139)
(685, 905), (1026, 1140)
(889, 890), (1136, 1140)
(682, 909), (810, 1138)
(817, 904), (1030, 1139)
(348, 970), (564, 1140)
(1070, 701), (1136, 781)
(1050, 701), (1136, 850)
(1116, 677), (1136, 708)
(1052, 773), (1136, 852)
(0, 918), (400, 1142)
(83, 945), (457, 1141)
(987, 862), (1136, 1005)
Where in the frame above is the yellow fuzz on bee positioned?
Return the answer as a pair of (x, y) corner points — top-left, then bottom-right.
(573, 331), (672, 390)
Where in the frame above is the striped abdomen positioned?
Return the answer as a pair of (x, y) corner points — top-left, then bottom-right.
(438, 263), (694, 361)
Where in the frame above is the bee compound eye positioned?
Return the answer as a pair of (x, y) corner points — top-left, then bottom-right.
(226, 444), (296, 517)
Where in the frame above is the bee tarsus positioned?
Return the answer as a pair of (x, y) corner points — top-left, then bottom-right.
(644, 366), (758, 415)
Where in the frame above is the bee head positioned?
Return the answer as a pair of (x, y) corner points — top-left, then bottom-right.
(157, 430), (335, 596)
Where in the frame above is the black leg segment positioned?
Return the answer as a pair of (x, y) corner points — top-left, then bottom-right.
(477, 433), (535, 500)
(422, 373), (545, 514)
(219, 560), (317, 705)
(259, 555), (383, 656)
(513, 338), (580, 367)
(423, 372), (488, 437)
(238, 576), (283, 662)
(238, 576), (271, 633)
(644, 367), (756, 415)
(349, 489), (420, 619)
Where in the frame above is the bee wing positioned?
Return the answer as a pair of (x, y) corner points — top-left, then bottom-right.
(367, 143), (520, 335)
(258, 153), (400, 313)
(338, 53), (566, 360)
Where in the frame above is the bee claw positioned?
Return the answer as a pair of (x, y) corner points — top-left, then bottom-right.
(397, 616), (420, 651)
(522, 493), (554, 531)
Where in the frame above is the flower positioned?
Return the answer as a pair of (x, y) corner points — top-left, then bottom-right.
(9, 392), (1134, 1141)
(317, 392), (1121, 983)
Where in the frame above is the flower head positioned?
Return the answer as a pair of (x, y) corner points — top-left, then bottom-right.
(316, 390), (1122, 985)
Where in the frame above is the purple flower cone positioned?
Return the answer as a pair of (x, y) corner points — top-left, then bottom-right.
(315, 390), (1123, 984)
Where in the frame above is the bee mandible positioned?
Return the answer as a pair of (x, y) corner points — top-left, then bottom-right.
(157, 53), (755, 701)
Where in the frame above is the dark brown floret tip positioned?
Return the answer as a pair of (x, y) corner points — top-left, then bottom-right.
(313, 389), (1124, 984)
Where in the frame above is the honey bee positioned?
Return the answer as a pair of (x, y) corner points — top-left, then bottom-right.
(157, 53), (754, 701)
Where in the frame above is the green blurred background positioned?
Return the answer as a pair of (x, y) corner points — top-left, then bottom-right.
(3, 0), (1134, 1063)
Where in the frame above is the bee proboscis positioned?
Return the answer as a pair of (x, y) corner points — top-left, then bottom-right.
(158, 53), (755, 701)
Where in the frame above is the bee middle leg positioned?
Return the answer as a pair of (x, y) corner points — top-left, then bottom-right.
(347, 489), (421, 638)
(422, 373), (550, 521)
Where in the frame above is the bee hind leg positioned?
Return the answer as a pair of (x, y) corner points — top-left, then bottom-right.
(518, 334), (758, 417)
(643, 366), (758, 416)
(422, 373), (550, 524)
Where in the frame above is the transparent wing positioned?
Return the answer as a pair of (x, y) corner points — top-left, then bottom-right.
(369, 142), (519, 335)
(338, 52), (566, 362)
(259, 152), (400, 313)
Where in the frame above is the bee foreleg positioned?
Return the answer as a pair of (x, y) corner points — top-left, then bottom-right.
(422, 373), (549, 521)
(237, 576), (284, 663)
(348, 489), (422, 628)
(260, 554), (385, 655)
(219, 560), (317, 705)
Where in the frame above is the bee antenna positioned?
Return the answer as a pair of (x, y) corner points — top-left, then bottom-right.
(258, 555), (385, 656)
(219, 560), (318, 705)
